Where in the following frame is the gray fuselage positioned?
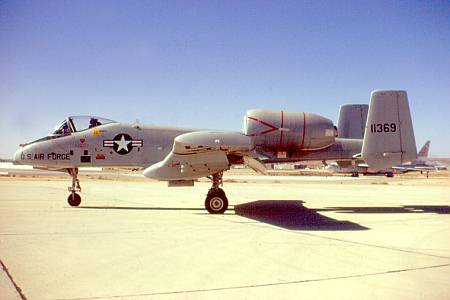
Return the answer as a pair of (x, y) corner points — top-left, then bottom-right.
(15, 121), (363, 169)
(15, 123), (192, 169)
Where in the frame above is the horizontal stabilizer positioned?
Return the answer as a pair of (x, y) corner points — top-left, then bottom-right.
(362, 90), (417, 171)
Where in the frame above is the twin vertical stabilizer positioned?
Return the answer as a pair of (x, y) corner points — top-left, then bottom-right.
(362, 90), (417, 171)
(337, 104), (368, 139)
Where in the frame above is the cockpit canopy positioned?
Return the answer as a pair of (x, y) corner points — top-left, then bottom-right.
(51, 116), (116, 137)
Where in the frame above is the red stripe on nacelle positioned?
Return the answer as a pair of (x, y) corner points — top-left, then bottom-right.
(279, 110), (284, 148)
(247, 116), (278, 130)
(247, 115), (279, 137)
(299, 112), (306, 149)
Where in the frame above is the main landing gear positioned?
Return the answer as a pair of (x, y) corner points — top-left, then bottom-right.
(351, 159), (359, 177)
(205, 172), (228, 214)
(67, 168), (81, 207)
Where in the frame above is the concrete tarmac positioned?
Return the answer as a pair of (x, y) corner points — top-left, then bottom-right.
(0, 175), (449, 299)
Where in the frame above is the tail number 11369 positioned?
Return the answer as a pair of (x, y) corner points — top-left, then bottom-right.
(370, 123), (397, 133)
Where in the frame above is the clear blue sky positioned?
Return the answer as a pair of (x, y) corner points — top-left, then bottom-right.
(1, 0), (449, 157)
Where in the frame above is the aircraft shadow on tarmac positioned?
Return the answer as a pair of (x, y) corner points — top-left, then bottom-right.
(317, 205), (450, 214)
(80, 201), (368, 231)
(78, 203), (449, 232)
(233, 200), (369, 231)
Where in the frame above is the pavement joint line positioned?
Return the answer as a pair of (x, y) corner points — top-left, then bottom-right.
(294, 231), (450, 260)
(0, 258), (27, 300)
(55, 263), (450, 300)
(1, 206), (448, 259)
(213, 211), (450, 260)
(360, 216), (440, 225)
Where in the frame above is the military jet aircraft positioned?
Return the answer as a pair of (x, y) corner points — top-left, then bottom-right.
(326, 141), (433, 177)
(393, 141), (447, 172)
(14, 90), (417, 214)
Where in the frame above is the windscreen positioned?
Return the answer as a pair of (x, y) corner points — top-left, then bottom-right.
(50, 116), (116, 137)
(51, 119), (72, 136)
(69, 116), (116, 132)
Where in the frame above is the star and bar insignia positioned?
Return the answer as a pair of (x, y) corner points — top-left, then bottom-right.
(103, 134), (143, 155)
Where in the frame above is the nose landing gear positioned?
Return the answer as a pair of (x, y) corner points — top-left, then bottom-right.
(67, 168), (81, 206)
(205, 172), (228, 214)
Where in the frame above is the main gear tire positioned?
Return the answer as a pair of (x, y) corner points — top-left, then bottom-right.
(68, 193), (81, 207)
(205, 189), (228, 214)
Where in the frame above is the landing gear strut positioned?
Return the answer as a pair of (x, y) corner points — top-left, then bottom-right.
(205, 172), (228, 214)
(67, 168), (81, 206)
(351, 159), (359, 177)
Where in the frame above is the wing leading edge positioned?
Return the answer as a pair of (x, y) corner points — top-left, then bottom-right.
(143, 131), (254, 181)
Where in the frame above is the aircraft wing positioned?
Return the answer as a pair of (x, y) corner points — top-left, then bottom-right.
(143, 130), (259, 181)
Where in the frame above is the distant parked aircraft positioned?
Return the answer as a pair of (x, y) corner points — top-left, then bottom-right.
(393, 141), (447, 172)
(326, 140), (445, 177)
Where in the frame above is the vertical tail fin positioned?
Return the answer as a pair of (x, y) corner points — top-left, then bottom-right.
(362, 90), (417, 171)
(418, 141), (431, 158)
(337, 104), (368, 139)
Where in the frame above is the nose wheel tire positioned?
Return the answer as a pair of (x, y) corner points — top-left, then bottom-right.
(68, 193), (81, 207)
(205, 188), (228, 214)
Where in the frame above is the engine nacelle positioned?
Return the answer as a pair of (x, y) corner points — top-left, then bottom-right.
(243, 109), (337, 153)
